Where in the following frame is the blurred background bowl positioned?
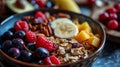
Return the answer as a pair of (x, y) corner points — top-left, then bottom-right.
(0, 8), (106, 67)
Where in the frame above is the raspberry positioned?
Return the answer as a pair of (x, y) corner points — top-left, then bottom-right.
(26, 31), (36, 43)
(14, 20), (29, 32)
(44, 55), (60, 65)
(35, 11), (46, 20)
(36, 36), (53, 52)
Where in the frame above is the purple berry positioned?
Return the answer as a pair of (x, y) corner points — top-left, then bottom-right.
(32, 47), (49, 60)
(7, 48), (21, 58)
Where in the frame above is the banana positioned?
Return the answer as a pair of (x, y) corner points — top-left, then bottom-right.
(51, 18), (78, 38)
(53, 0), (80, 13)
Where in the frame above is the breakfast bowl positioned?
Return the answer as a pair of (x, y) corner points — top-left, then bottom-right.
(0, 8), (106, 67)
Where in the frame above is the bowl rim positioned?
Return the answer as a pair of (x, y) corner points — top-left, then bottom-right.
(0, 8), (106, 67)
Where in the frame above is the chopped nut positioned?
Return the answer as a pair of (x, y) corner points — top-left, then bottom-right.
(58, 13), (70, 18)
(58, 47), (66, 55)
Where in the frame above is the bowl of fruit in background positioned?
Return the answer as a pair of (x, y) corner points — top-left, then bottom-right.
(96, 2), (120, 43)
(0, 8), (106, 67)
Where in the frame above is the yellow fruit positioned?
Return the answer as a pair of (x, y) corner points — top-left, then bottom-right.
(88, 36), (100, 48)
(78, 22), (92, 33)
(75, 30), (90, 43)
(53, 0), (80, 13)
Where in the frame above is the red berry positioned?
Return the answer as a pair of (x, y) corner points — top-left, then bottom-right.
(106, 8), (117, 14)
(108, 13), (118, 20)
(35, 11), (46, 20)
(26, 31), (36, 43)
(35, 0), (46, 7)
(86, 0), (95, 5)
(44, 55), (60, 65)
(114, 3), (120, 11)
(107, 20), (118, 29)
(98, 12), (109, 22)
(14, 21), (29, 32)
(36, 36), (53, 52)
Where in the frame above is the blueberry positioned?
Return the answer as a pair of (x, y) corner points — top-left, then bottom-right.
(32, 47), (49, 60)
(14, 30), (25, 39)
(7, 48), (21, 58)
(12, 38), (25, 50)
(2, 40), (13, 52)
(45, 1), (52, 8)
(20, 51), (32, 62)
(27, 43), (36, 51)
(72, 43), (83, 48)
(2, 31), (13, 40)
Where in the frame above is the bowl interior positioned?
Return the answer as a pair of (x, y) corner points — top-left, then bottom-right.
(0, 8), (106, 66)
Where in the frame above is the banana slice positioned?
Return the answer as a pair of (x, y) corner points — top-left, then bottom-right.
(51, 18), (78, 38)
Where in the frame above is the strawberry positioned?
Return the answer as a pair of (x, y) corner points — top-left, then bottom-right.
(36, 36), (53, 52)
(35, 11), (46, 20)
(44, 55), (60, 65)
(26, 31), (37, 43)
(14, 20), (29, 32)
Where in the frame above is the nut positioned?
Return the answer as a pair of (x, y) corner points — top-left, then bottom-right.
(58, 13), (70, 18)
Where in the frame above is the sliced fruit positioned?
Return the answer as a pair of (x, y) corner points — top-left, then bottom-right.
(75, 30), (90, 43)
(6, 0), (34, 13)
(51, 18), (78, 38)
(78, 22), (92, 33)
(88, 36), (100, 48)
(53, 0), (80, 13)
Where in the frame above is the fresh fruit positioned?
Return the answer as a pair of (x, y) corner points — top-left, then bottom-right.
(77, 22), (92, 33)
(98, 12), (109, 22)
(45, 1), (53, 8)
(106, 8), (117, 14)
(32, 47), (50, 60)
(36, 36), (53, 52)
(6, 0), (34, 13)
(51, 18), (78, 38)
(86, 0), (95, 5)
(108, 13), (118, 20)
(35, 11), (46, 20)
(88, 36), (100, 48)
(35, 0), (46, 7)
(7, 48), (21, 58)
(26, 31), (36, 43)
(2, 31), (13, 40)
(107, 20), (118, 29)
(53, 0), (80, 13)
(14, 20), (29, 32)
(14, 30), (26, 39)
(98, 3), (120, 31)
(20, 51), (32, 62)
(27, 43), (36, 51)
(114, 3), (120, 11)
(44, 55), (60, 65)
(2, 40), (13, 52)
(75, 30), (90, 43)
(12, 38), (25, 50)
